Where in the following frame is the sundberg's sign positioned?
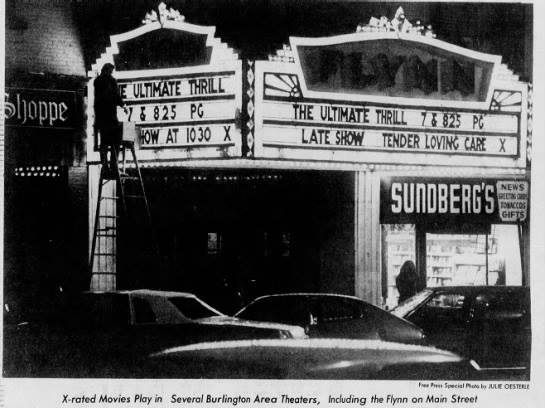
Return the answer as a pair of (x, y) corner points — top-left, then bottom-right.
(380, 178), (529, 224)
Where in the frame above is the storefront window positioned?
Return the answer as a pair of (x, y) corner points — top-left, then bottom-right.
(495, 225), (523, 285)
(426, 225), (522, 287)
(426, 233), (491, 286)
(383, 224), (522, 309)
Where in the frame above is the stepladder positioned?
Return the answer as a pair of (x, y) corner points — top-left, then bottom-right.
(89, 141), (158, 291)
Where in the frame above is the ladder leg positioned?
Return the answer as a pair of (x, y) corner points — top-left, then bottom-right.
(121, 146), (127, 174)
(89, 167), (106, 278)
(110, 144), (127, 214)
(130, 143), (153, 224)
(129, 143), (161, 264)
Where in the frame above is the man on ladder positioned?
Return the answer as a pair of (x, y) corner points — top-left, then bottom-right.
(94, 63), (127, 175)
(90, 63), (159, 290)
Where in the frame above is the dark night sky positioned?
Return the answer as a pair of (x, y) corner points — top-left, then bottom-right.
(66, 0), (532, 81)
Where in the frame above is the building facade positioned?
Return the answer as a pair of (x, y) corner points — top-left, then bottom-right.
(4, 1), (532, 316)
(4, 0), (88, 317)
(85, 2), (531, 313)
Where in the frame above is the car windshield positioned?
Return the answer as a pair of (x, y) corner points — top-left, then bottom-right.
(236, 296), (311, 326)
(391, 289), (433, 318)
(168, 297), (223, 319)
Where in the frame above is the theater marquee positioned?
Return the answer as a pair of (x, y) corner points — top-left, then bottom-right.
(254, 14), (528, 167)
(263, 100), (518, 156)
(87, 4), (242, 162)
(117, 72), (238, 149)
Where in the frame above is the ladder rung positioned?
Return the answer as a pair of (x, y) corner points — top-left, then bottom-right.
(97, 233), (116, 237)
(97, 227), (115, 232)
(91, 272), (117, 275)
(93, 253), (116, 256)
(125, 194), (144, 199)
(98, 215), (120, 219)
(101, 196), (119, 200)
(120, 176), (139, 181)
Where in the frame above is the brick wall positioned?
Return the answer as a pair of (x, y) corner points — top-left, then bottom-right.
(6, 0), (85, 77)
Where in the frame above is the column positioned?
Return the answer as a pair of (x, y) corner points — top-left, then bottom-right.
(354, 170), (382, 305)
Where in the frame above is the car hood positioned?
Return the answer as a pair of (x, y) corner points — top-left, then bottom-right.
(195, 316), (307, 338)
(147, 339), (476, 380)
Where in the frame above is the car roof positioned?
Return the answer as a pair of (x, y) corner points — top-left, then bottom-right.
(249, 292), (366, 302)
(83, 289), (199, 298)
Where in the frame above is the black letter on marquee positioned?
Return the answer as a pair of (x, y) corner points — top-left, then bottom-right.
(62, 395), (68, 403)
(499, 138), (506, 152)
(223, 125), (231, 141)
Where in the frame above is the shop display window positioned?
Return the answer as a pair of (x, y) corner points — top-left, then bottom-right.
(383, 224), (522, 309)
(426, 225), (521, 287)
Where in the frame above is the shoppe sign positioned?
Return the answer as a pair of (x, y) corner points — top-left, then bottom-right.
(5, 87), (77, 129)
(380, 177), (529, 225)
(253, 9), (528, 167)
(87, 3), (242, 162)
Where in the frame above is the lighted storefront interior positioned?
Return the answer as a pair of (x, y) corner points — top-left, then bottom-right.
(383, 224), (524, 309)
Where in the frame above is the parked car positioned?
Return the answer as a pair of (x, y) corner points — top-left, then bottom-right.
(235, 293), (425, 344)
(3, 289), (306, 377)
(142, 338), (478, 379)
(391, 286), (531, 379)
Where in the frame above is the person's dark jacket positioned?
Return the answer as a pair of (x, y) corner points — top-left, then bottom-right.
(94, 73), (124, 130)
